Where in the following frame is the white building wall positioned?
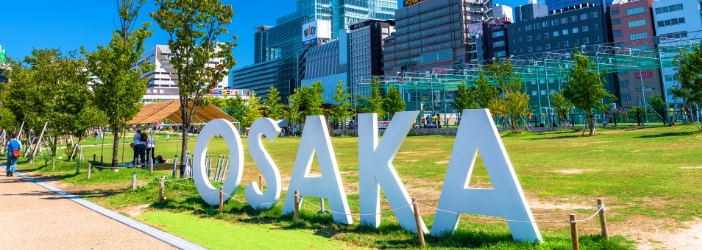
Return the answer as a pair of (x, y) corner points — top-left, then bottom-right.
(653, 0), (702, 104)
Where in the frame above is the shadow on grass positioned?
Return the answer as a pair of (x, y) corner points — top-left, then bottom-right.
(527, 135), (580, 140)
(636, 130), (700, 138)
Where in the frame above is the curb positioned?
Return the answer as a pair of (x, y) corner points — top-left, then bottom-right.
(3, 166), (208, 250)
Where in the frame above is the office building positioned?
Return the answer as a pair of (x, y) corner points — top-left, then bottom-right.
(383, 0), (491, 75)
(136, 45), (228, 102)
(482, 19), (511, 61)
(254, 26), (277, 64)
(231, 59), (279, 97)
(300, 32), (349, 102)
(296, 0), (397, 38)
(652, 0), (702, 104)
(507, 3), (615, 113)
(515, 0), (549, 22)
(349, 20), (395, 92)
(611, 0), (663, 109)
(546, 0), (614, 12)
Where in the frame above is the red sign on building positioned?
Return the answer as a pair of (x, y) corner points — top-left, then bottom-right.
(635, 71), (653, 79)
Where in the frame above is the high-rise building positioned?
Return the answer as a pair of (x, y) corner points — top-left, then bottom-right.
(349, 20), (395, 92)
(652, 0), (702, 105)
(546, 0), (613, 12)
(296, 0), (396, 38)
(515, 0), (549, 22)
(254, 26), (277, 64)
(383, 0), (491, 75)
(610, 0), (663, 109)
(507, 3), (616, 114)
(300, 31), (349, 102)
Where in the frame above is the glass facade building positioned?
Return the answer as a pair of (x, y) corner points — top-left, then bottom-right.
(295, 0), (397, 38)
(545, 0), (612, 11)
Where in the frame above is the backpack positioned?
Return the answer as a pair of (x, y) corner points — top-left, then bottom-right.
(8, 140), (20, 158)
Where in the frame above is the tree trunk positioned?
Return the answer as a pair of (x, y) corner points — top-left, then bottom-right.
(52, 136), (58, 157)
(111, 130), (120, 168)
(588, 112), (596, 136)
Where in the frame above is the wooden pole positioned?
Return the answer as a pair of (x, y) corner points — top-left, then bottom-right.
(159, 177), (165, 203)
(150, 157), (154, 173)
(51, 158), (55, 171)
(76, 161), (80, 174)
(294, 190), (300, 225)
(132, 172), (137, 189)
(570, 213), (579, 250)
(219, 186), (224, 214)
(597, 198), (609, 240)
(93, 154), (96, 162)
(30, 122), (48, 162)
(412, 197), (425, 247)
(87, 164), (92, 179)
(258, 175), (263, 191)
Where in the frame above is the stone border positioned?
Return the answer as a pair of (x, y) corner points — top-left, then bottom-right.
(4, 166), (207, 250)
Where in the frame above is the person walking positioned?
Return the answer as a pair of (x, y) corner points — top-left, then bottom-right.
(133, 129), (145, 167)
(145, 132), (155, 166)
(6, 133), (21, 177)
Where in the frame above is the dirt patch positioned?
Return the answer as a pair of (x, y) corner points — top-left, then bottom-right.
(551, 169), (599, 175)
(115, 204), (151, 217)
(434, 161), (449, 165)
(617, 216), (702, 250)
(679, 166), (702, 169)
(569, 141), (612, 147)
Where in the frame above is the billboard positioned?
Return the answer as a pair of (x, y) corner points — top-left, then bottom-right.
(467, 23), (483, 34)
(404, 0), (426, 6)
(0, 45), (6, 63)
(302, 20), (331, 46)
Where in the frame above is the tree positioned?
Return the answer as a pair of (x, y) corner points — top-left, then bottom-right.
(151, 0), (237, 167)
(474, 69), (499, 112)
(674, 44), (702, 129)
(451, 80), (478, 113)
(360, 76), (386, 118)
(383, 85), (406, 117)
(330, 81), (351, 130)
(264, 86), (284, 120)
(205, 96), (227, 110)
(297, 82), (324, 116)
(550, 91), (574, 128)
(225, 95), (247, 123)
(242, 91), (263, 128)
(82, 0), (152, 167)
(486, 59), (529, 133)
(562, 49), (616, 136)
(287, 92), (301, 135)
(648, 93), (667, 120)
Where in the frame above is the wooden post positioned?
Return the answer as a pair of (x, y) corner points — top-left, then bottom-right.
(219, 186), (224, 214)
(159, 177), (165, 203)
(132, 172), (136, 189)
(570, 213), (579, 250)
(258, 175), (263, 191)
(150, 157), (154, 173)
(51, 157), (55, 171)
(100, 155), (103, 165)
(294, 190), (300, 225)
(76, 161), (80, 174)
(87, 164), (92, 179)
(597, 198), (609, 240)
(412, 197), (425, 247)
(30, 122), (48, 162)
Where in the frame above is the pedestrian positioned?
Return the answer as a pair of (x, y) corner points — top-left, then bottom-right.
(133, 129), (145, 166)
(145, 132), (155, 165)
(5, 133), (21, 177)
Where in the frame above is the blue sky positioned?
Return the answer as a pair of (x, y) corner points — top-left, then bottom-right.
(0, 0), (522, 68)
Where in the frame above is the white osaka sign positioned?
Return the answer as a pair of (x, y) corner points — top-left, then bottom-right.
(192, 109), (542, 242)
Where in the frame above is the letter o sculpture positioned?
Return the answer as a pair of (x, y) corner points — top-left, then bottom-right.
(193, 119), (244, 205)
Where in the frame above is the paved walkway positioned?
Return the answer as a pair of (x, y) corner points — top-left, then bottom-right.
(0, 169), (187, 249)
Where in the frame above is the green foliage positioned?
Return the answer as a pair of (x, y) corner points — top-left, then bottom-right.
(287, 92), (301, 130)
(359, 76), (386, 118)
(151, 0), (237, 163)
(82, 0), (152, 166)
(242, 91), (263, 128)
(264, 86), (284, 120)
(550, 91), (574, 126)
(451, 80), (479, 112)
(225, 95), (247, 123)
(648, 93), (667, 118)
(674, 43), (702, 106)
(486, 59), (529, 133)
(562, 49), (616, 136)
(383, 85), (406, 117)
(205, 96), (228, 111)
(296, 82), (324, 116)
(330, 81), (351, 127)
(474, 69), (498, 112)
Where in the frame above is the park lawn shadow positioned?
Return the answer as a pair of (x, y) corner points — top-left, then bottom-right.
(636, 130), (700, 138)
(528, 135), (580, 140)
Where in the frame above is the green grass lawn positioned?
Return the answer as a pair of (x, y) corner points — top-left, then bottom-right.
(15, 124), (702, 249)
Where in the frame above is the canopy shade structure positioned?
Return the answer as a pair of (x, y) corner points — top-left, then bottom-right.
(129, 100), (237, 125)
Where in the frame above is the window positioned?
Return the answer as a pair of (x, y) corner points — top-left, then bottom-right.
(665, 75), (675, 81)
(612, 9), (620, 15)
(537, 45), (542, 51)
(658, 18), (686, 27)
(596, 36), (601, 42)
(582, 25), (589, 32)
(594, 24), (599, 30)
(527, 36), (532, 41)
(537, 34), (541, 40)
(545, 44), (551, 49)
(160, 59), (170, 63)
(493, 41), (505, 47)
(556, 42), (561, 48)
(544, 33), (550, 38)
(571, 15), (577, 21)
(528, 46), (533, 52)
(613, 30), (622, 37)
(532, 90), (537, 96)
(590, 11), (599, 18)
(494, 51), (506, 57)
(563, 29), (569, 35)
(535, 22), (541, 28)
(583, 37), (590, 44)
(553, 31), (560, 37)
(656, 3), (683, 14)
(492, 30), (504, 38)
(564, 40), (569, 46)
(540, 90), (546, 95)
(627, 6), (645, 15)
(572, 27), (579, 33)
(628, 19), (646, 28)
(620, 81), (629, 87)
(551, 19), (559, 25)
(580, 13), (588, 20)
(561, 17), (568, 23)
(612, 18), (620, 25)
(526, 24), (532, 30)
(543, 21), (549, 28)
(630, 32), (648, 40)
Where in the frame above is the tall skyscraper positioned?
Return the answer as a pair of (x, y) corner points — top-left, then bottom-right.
(546, 0), (613, 12)
(295, 0), (397, 37)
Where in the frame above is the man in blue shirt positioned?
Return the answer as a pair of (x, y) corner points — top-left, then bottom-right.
(133, 129), (145, 166)
(6, 133), (21, 177)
